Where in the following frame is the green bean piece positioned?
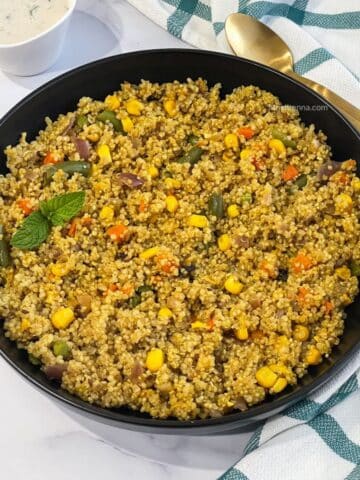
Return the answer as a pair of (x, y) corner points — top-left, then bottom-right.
(45, 161), (91, 184)
(128, 294), (141, 309)
(188, 134), (199, 146)
(294, 174), (308, 189)
(177, 146), (203, 165)
(76, 114), (88, 129)
(137, 285), (153, 295)
(208, 193), (225, 219)
(350, 260), (360, 276)
(0, 225), (11, 267)
(241, 192), (253, 204)
(97, 110), (124, 133)
(271, 129), (297, 148)
(28, 353), (41, 366)
(53, 340), (71, 359)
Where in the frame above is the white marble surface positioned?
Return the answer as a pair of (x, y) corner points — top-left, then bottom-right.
(0, 2), (254, 478)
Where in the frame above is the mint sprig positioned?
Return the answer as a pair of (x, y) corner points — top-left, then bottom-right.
(40, 191), (85, 227)
(11, 192), (85, 250)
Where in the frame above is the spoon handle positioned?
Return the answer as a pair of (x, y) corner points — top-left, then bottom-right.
(287, 70), (360, 132)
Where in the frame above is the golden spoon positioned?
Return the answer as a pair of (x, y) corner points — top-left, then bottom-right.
(225, 13), (360, 132)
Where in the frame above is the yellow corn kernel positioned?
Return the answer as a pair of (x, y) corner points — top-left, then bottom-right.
(293, 325), (309, 342)
(224, 275), (243, 294)
(269, 364), (289, 376)
(336, 266), (351, 280)
(306, 346), (322, 365)
(269, 138), (286, 155)
(335, 193), (353, 214)
(121, 117), (134, 133)
(188, 215), (209, 228)
(227, 204), (240, 218)
(125, 99), (143, 116)
(99, 205), (114, 221)
(163, 99), (177, 117)
(86, 132), (100, 143)
(256, 366), (278, 388)
(51, 307), (75, 330)
(352, 177), (360, 192)
(164, 177), (181, 190)
(140, 246), (160, 260)
(224, 133), (239, 149)
(148, 165), (159, 178)
(218, 234), (232, 251)
(271, 377), (288, 393)
(20, 318), (31, 331)
(191, 320), (207, 329)
(235, 326), (248, 340)
(104, 95), (120, 110)
(97, 144), (112, 164)
(222, 151), (234, 162)
(240, 148), (251, 160)
(158, 307), (173, 320)
(50, 263), (68, 277)
(146, 348), (164, 372)
(165, 195), (179, 213)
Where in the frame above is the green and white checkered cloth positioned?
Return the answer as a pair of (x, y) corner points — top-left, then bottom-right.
(123, 1), (360, 479)
(127, 0), (360, 107)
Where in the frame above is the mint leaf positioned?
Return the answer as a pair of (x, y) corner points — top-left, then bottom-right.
(10, 211), (51, 250)
(40, 191), (86, 227)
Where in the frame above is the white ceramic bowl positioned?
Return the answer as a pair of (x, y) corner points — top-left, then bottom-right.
(0, 0), (76, 76)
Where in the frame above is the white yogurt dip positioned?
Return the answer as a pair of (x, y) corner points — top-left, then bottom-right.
(0, 0), (70, 45)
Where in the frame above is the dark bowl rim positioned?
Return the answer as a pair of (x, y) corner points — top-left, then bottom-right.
(0, 48), (359, 431)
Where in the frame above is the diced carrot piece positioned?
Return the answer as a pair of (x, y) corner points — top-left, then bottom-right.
(81, 216), (93, 225)
(103, 284), (118, 296)
(237, 127), (254, 139)
(156, 254), (178, 274)
(259, 260), (276, 278)
(290, 253), (313, 273)
(282, 165), (299, 181)
(207, 316), (215, 330)
(68, 219), (78, 237)
(297, 286), (309, 305)
(17, 198), (33, 216)
(43, 152), (58, 165)
(106, 224), (128, 242)
(120, 284), (134, 295)
(139, 199), (147, 212)
(252, 158), (265, 171)
(324, 300), (334, 314)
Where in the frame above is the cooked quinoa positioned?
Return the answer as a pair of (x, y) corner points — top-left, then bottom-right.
(0, 79), (359, 420)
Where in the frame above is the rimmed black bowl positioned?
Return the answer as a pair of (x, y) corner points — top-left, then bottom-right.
(0, 49), (359, 435)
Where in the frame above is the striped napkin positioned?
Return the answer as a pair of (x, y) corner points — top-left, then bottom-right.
(126, 0), (360, 108)
(122, 1), (360, 479)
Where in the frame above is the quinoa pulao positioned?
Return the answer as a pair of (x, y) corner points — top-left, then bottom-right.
(0, 79), (359, 420)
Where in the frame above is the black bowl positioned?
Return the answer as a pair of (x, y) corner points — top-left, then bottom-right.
(0, 49), (359, 435)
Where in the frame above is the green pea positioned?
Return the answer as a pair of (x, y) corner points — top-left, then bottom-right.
(188, 134), (199, 146)
(45, 161), (91, 184)
(137, 285), (153, 295)
(76, 114), (88, 129)
(128, 294), (141, 309)
(350, 260), (360, 276)
(208, 193), (225, 219)
(241, 192), (253, 204)
(177, 146), (203, 165)
(28, 353), (41, 366)
(0, 225), (11, 268)
(53, 340), (71, 359)
(97, 110), (124, 133)
(271, 129), (297, 148)
(294, 174), (308, 189)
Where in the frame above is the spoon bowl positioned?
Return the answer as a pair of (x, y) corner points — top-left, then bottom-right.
(225, 13), (360, 131)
